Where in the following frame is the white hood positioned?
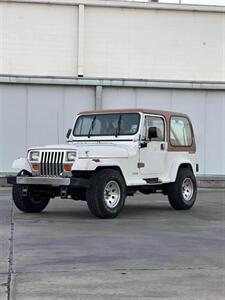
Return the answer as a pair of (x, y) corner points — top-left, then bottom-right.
(28, 142), (137, 158)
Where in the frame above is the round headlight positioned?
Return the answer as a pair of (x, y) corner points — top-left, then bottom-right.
(66, 151), (76, 162)
(29, 151), (40, 162)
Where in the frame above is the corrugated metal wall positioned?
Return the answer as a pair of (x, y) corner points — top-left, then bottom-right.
(0, 83), (224, 176)
(0, 84), (95, 172)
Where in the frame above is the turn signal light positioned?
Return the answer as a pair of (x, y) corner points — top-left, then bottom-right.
(92, 159), (100, 163)
(32, 164), (40, 172)
(64, 164), (72, 172)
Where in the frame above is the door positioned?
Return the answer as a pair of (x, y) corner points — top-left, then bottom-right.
(139, 115), (167, 179)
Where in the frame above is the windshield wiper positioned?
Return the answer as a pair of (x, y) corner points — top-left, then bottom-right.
(88, 116), (96, 138)
(115, 115), (122, 137)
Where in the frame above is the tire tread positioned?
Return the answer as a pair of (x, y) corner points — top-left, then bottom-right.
(86, 169), (126, 218)
(12, 184), (50, 213)
(168, 168), (197, 210)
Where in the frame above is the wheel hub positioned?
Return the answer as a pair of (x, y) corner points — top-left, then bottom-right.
(104, 180), (121, 209)
(182, 178), (194, 201)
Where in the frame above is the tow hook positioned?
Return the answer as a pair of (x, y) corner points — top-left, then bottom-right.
(60, 186), (68, 199)
(22, 185), (28, 197)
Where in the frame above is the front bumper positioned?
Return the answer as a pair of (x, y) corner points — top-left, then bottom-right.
(7, 176), (89, 188)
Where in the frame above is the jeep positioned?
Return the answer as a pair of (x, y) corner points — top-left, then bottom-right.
(7, 109), (197, 218)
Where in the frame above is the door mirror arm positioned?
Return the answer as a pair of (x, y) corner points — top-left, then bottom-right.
(66, 128), (72, 139)
(140, 141), (148, 148)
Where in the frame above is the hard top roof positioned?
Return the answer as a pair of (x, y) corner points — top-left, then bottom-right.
(78, 108), (189, 119)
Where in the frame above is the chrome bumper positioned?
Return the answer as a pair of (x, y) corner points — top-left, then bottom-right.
(7, 176), (89, 188)
(17, 177), (70, 186)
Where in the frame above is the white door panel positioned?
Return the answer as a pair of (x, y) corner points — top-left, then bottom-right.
(139, 114), (167, 179)
(140, 141), (166, 177)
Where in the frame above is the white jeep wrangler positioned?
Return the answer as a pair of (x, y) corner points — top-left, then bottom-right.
(8, 109), (197, 218)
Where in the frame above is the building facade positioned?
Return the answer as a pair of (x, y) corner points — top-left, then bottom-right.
(0, 0), (224, 176)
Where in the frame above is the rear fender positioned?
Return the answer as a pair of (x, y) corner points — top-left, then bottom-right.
(169, 160), (194, 182)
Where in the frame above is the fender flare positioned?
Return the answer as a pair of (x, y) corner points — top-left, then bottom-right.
(169, 160), (194, 183)
(12, 158), (32, 174)
(71, 158), (127, 184)
(71, 158), (121, 172)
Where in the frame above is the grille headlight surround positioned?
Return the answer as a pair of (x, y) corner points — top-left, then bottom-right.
(66, 151), (77, 162)
(29, 151), (40, 162)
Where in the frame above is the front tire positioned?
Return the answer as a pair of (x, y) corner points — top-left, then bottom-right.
(167, 168), (197, 210)
(12, 184), (50, 213)
(86, 169), (126, 218)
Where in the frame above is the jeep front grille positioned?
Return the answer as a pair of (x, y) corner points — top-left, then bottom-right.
(40, 151), (64, 176)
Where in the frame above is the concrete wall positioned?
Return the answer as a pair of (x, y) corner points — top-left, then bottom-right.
(0, 2), (78, 76)
(84, 6), (223, 81)
(0, 0), (224, 81)
(0, 82), (224, 176)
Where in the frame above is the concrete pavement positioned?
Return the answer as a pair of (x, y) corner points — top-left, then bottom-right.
(0, 188), (225, 299)
(0, 189), (12, 300)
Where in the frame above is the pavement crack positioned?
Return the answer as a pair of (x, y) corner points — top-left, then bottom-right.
(10, 266), (223, 275)
(7, 199), (14, 300)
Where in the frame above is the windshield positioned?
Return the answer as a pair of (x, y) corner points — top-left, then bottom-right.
(73, 113), (140, 137)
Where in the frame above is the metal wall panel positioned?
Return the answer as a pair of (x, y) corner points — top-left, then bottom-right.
(1, 83), (225, 176)
(63, 87), (96, 131)
(170, 90), (206, 175)
(0, 85), (27, 172)
(0, 84), (95, 173)
(102, 88), (137, 108)
(204, 92), (225, 175)
(136, 89), (172, 110)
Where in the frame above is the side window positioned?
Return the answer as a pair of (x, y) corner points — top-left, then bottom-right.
(145, 116), (165, 141)
(170, 116), (192, 146)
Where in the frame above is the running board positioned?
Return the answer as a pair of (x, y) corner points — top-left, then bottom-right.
(143, 178), (162, 184)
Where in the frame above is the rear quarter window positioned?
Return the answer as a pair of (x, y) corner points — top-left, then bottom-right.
(170, 116), (193, 147)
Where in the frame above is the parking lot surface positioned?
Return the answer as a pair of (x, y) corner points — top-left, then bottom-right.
(0, 188), (225, 299)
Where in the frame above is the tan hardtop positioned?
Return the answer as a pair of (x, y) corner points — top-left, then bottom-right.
(78, 108), (196, 153)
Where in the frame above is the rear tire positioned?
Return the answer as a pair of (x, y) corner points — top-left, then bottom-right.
(86, 169), (126, 218)
(168, 168), (197, 210)
(12, 184), (50, 213)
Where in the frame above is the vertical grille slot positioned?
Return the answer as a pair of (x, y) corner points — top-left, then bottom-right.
(60, 152), (64, 173)
(40, 152), (44, 175)
(44, 152), (47, 176)
(57, 152), (60, 175)
(40, 151), (64, 176)
(46, 152), (49, 174)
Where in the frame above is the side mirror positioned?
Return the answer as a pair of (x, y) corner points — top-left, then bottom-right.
(66, 128), (72, 139)
(148, 127), (158, 141)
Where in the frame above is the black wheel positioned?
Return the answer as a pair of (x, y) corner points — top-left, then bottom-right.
(167, 168), (197, 210)
(12, 184), (50, 213)
(86, 169), (126, 218)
